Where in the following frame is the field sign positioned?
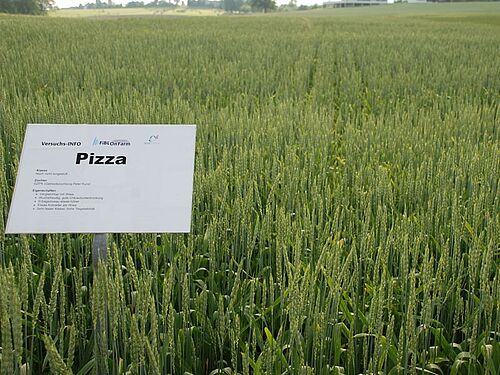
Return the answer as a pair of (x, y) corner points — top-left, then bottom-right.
(6, 124), (196, 234)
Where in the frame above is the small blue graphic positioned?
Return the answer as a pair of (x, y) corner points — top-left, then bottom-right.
(92, 137), (130, 146)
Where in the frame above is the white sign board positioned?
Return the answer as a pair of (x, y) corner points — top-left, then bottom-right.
(6, 124), (196, 234)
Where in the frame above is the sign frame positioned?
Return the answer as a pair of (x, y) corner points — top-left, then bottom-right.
(5, 124), (197, 234)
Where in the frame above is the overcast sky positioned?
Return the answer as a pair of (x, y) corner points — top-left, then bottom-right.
(55, 0), (323, 8)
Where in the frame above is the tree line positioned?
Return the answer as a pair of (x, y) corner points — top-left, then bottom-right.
(78, 0), (276, 13)
(0, 0), (276, 15)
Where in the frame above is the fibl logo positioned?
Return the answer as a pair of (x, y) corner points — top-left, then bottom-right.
(92, 137), (131, 146)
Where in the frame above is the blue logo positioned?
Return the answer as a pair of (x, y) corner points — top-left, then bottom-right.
(92, 138), (131, 146)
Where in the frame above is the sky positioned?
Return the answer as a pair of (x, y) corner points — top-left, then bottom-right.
(55, 0), (323, 9)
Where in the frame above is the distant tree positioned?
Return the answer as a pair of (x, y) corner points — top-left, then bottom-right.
(82, 0), (119, 8)
(125, 0), (144, 6)
(249, 0), (275, 12)
(223, 0), (242, 12)
(239, 2), (251, 11)
(0, 0), (14, 13)
(188, 0), (207, 7)
(187, 0), (222, 8)
(0, 0), (53, 14)
(39, 0), (54, 11)
(158, 0), (175, 6)
(158, 0), (174, 6)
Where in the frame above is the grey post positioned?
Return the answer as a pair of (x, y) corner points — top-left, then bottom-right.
(92, 233), (108, 375)
(92, 233), (108, 272)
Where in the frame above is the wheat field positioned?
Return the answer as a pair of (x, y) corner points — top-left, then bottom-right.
(0, 4), (499, 374)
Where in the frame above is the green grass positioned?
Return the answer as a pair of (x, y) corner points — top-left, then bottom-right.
(49, 7), (224, 18)
(419, 14), (500, 26)
(0, 3), (499, 375)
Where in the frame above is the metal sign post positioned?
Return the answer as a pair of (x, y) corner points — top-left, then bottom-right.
(92, 233), (108, 375)
(92, 233), (108, 273)
(92, 234), (107, 271)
